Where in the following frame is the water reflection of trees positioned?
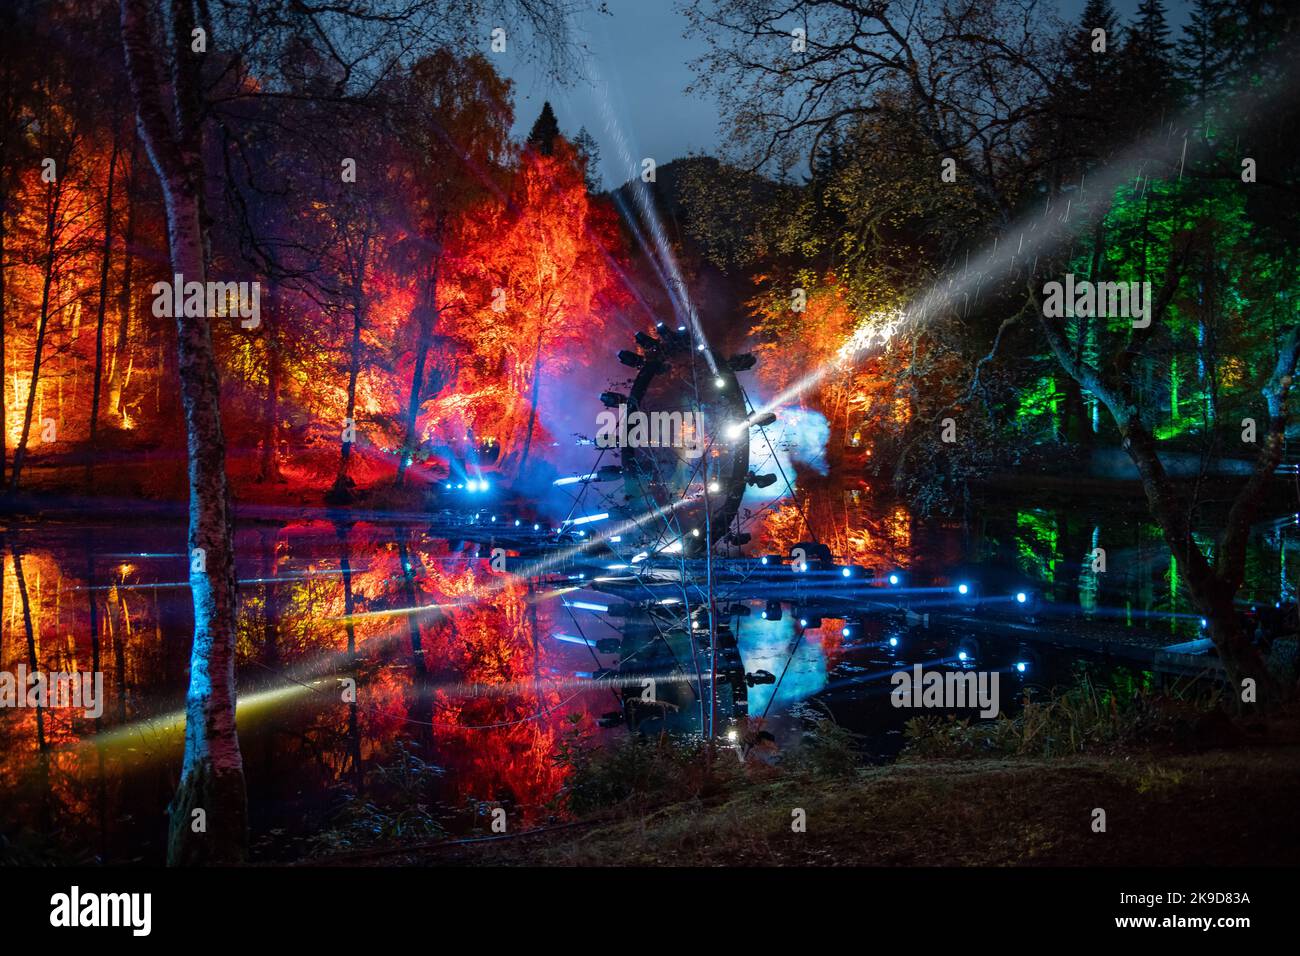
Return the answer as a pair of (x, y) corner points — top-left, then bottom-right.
(1, 520), (607, 861)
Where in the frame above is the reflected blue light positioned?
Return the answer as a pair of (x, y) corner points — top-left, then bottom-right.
(565, 600), (609, 613)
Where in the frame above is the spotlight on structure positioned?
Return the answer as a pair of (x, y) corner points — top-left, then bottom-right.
(727, 532), (752, 546)
(759, 554), (783, 567)
(728, 353), (757, 371)
(797, 611), (822, 629)
(888, 573), (901, 586)
(595, 465), (623, 482)
(746, 472), (778, 489)
(744, 669), (776, 686)
(956, 637), (980, 663)
(595, 638), (621, 654)
(753, 411), (777, 428)
(600, 391), (627, 408)
(762, 600), (782, 621)
(617, 349), (645, 368)
(634, 331), (660, 350)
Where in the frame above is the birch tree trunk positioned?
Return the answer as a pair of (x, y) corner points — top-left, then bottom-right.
(119, 0), (246, 864)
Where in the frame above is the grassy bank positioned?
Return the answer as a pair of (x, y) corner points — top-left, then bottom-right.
(306, 678), (1300, 867)
(392, 745), (1300, 867)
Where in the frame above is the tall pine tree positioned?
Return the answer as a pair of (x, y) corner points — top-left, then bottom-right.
(526, 101), (560, 155)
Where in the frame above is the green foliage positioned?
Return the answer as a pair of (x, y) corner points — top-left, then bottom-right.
(781, 719), (866, 778)
(551, 718), (743, 816)
(551, 717), (871, 818)
(307, 741), (445, 854)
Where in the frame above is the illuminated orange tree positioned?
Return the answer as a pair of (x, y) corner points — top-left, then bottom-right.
(452, 135), (627, 478)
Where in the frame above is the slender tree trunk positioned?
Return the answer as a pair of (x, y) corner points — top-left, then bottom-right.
(11, 176), (62, 490)
(12, 540), (45, 752)
(398, 293), (435, 488)
(258, 285), (283, 482)
(260, 527), (278, 666)
(328, 275), (366, 502)
(86, 532), (102, 699)
(120, 0), (247, 865)
(512, 334), (546, 477)
(397, 526), (428, 676)
(109, 138), (138, 422)
(87, 132), (121, 490)
(336, 521), (357, 657)
(162, 187), (247, 864)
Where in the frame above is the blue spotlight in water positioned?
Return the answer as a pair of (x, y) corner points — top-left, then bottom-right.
(958, 583), (969, 595)
(1016, 661), (1028, 673)
(842, 625), (852, 638)
(888, 636), (899, 647)
(889, 573), (900, 586)
(957, 650), (968, 661)
(842, 567), (852, 578)
(1016, 592), (1027, 604)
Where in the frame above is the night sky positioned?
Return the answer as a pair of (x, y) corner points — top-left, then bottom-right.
(501, 0), (1183, 190)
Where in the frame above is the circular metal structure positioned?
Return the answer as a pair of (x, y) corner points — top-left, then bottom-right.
(616, 324), (750, 557)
